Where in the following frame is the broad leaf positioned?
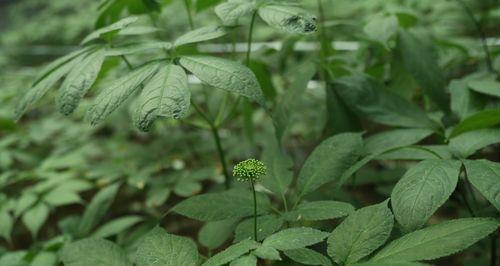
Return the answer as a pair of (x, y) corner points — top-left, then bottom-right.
(22, 203), (49, 238)
(105, 42), (172, 56)
(372, 218), (499, 261)
(463, 159), (500, 211)
(135, 227), (198, 266)
(174, 26), (231, 47)
(78, 184), (120, 237)
(450, 109), (500, 137)
(260, 138), (293, 198)
(60, 238), (132, 266)
(334, 75), (436, 129)
(449, 79), (486, 120)
(57, 49), (106, 115)
(173, 189), (270, 221)
(199, 219), (238, 249)
(448, 129), (500, 158)
(202, 239), (259, 266)
(283, 200), (354, 221)
(87, 63), (159, 125)
(0, 211), (13, 241)
(133, 64), (190, 131)
(253, 245), (281, 261)
(263, 227), (329, 251)
(297, 133), (362, 197)
(229, 255), (257, 266)
(91, 215), (143, 238)
(215, 0), (256, 25)
(363, 15), (398, 48)
(179, 56), (264, 105)
(468, 79), (500, 98)
(284, 248), (332, 266)
(327, 201), (394, 265)
(234, 215), (283, 242)
(391, 160), (461, 231)
(364, 128), (434, 155)
(258, 5), (317, 34)
(81, 16), (138, 44)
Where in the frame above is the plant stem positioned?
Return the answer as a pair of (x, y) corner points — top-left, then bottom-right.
(455, 0), (495, 73)
(250, 180), (258, 241)
(121, 55), (133, 70)
(183, 0), (195, 30)
(246, 11), (258, 66)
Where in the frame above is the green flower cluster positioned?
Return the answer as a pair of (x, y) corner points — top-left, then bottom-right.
(233, 159), (267, 182)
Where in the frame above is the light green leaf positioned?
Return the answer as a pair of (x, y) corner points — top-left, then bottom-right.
(229, 255), (257, 266)
(253, 245), (281, 261)
(352, 262), (430, 266)
(0, 251), (28, 266)
(284, 248), (331, 266)
(391, 160), (461, 231)
(81, 16), (138, 44)
(118, 26), (159, 35)
(235, 215), (283, 242)
(327, 201), (393, 265)
(258, 5), (317, 34)
(87, 63), (159, 125)
(78, 184), (120, 237)
(283, 201), (354, 221)
(449, 129), (500, 158)
(297, 133), (363, 197)
(372, 218), (499, 262)
(199, 219), (238, 250)
(60, 238), (132, 266)
(449, 79), (486, 120)
(179, 56), (264, 105)
(91, 215), (143, 238)
(363, 15), (398, 48)
(31, 252), (57, 266)
(0, 211), (13, 242)
(57, 50), (106, 115)
(215, 0), (256, 25)
(260, 138), (293, 200)
(364, 128), (434, 155)
(463, 159), (500, 211)
(135, 227), (198, 266)
(173, 189), (270, 221)
(202, 239), (259, 266)
(468, 80), (500, 98)
(450, 109), (500, 138)
(334, 75), (436, 129)
(43, 188), (82, 207)
(133, 64), (190, 131)
(377, 145), (452, 161)
(105, 42), (172, 56)
(263, 227), (328, 251)
(14, 193), (37, 218)
(398, 30), (449, 111)
(22, 203), (49, 238)
(174, 26), (231, 47)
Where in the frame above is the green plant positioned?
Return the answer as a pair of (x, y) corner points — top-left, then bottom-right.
(1, 0), (500, 265)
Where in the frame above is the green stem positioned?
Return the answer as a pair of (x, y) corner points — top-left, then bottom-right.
(246, 11), (258, 66)
(455, 0), (494, 73)
(250, 180), (258, 241)
(121, 55), (133, 70)
(183, 0), (195, 30)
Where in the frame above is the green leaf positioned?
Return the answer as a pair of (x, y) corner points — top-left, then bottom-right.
(283, 201), (354, 222)
(448, 129), (500, 158)
(60, 238), (132, 266)
(133, 64), (190, 131)
(91, 215), (143, 238)
(105, 42), (172, 56)
(260, 138), (293, 198)
(118, 26), (159, 36)
(263, 227), (329, 251)
(235, 215), (283, 242)
(364, 128), (434, 155)
(363, 15), (398, 48)
(14, 193), (37, 218)
(215, 0), (256, 25)
(253, 245), (281, 260)
(334, 75), (436, 129)
(352, 262), (430, 266)
(229, 255), (257, 266)
(31, 252), (57, 266)
(397, 30), (449, 111)
(173, 189), (270, 221)
(377, 145), (451, 161)
(174, 26), (231, 47)
(22, 202), (49, 238)
(297, 133), (363, 197)
(449, 79), (486, 120)
(258, 5), (317, 34)
(284, 248), (331, 266)
(199, 219), (238, 250)
(135, 227), (198, 266)
(57, 50), (106, 115)
(78, 184), (120, 237)
(197, 0), (223, 12)
(391, 160), (461, 232)
(15, 52), (84, 120)
(468, 80), (500, 98)
(450, 109), (500, 138)
(0, 251), (28, 266)
(202, 239), (259, 266)
(372, 218), (499, 262)
(179, 56), (264, 105)
(81, 16), (138, 44)
(43, 188), (82, 207)
(327, 201), (394, 265)
(87, 63), (159, 125)
(0, 211), (13, 242)
(463, 159), (500, 211)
